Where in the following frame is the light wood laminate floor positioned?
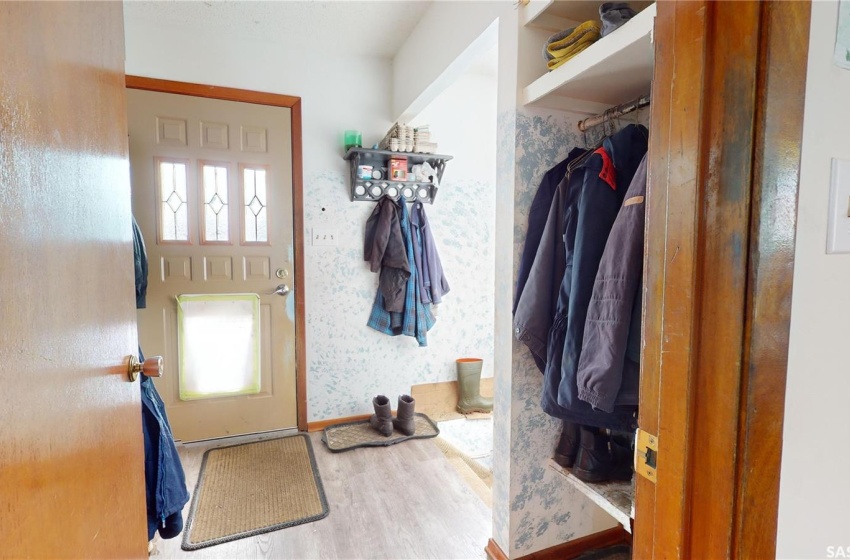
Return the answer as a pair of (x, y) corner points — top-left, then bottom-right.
(151, 432), (491, 560)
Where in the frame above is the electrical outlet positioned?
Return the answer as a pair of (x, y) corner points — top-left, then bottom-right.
(312, 228), (338, 247)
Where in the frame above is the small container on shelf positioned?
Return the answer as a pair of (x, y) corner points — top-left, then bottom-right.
(389, 157), (408, 181)
(344, 130), (362, 152)
(357, 165), (373, 180)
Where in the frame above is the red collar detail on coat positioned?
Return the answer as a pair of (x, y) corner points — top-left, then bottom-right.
(593, 147), (617, 190)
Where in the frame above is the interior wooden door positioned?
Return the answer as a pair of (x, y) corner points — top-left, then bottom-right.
(634, 2), (810, 557)
(127, 88), (298, 442)
(0, 3), (147, 557)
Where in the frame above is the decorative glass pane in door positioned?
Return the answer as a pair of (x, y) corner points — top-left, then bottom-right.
(241, 164), (269, 244)
(200, 162), (230, 244)
(155, 157), (191, 243)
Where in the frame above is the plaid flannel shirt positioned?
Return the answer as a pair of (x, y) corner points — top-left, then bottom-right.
(367, 200), (436, 346)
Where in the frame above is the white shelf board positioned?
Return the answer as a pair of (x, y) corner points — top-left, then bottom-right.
(548, 459), (633, 533)
(522, 2), (656, 115)
(523, 0), (580, 31)
(523, 0), (654, 30)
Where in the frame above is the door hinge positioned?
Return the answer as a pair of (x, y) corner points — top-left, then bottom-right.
(635, 428), (658, 483)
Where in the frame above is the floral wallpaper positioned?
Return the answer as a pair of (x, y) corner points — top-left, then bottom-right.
(496, 108), (617, 558)
(302, 167), (496, 422)
(493, 106), (518, 552)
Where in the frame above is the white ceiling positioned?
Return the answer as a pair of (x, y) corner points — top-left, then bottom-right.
(123, 0), (433, 58)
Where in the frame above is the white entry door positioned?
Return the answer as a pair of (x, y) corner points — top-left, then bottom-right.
(127, 88), (297, 441)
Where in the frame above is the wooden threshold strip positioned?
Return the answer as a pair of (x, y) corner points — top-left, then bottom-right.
(306, 414), (371, 432)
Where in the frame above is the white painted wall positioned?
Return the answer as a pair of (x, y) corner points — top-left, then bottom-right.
(393, 1), (503, 120)
(411, 71), (497, 185)
(777, 2), (850, 558)
(124, 16), (497, 423)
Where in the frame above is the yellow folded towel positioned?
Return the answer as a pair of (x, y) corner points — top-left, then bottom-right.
(546, 20), (601, 58)
(547, 37), (598, 69)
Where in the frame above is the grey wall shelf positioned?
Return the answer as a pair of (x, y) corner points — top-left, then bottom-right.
(343, 147), (453, 204)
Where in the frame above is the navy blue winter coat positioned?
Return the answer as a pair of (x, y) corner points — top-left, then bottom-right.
(541, 125), (647, 432)
(134, 218), (189, 540)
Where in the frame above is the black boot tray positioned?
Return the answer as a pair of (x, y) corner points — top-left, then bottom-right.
(321, 413), (439, 453)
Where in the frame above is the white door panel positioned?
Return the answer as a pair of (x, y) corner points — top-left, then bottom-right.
(127, 88), (296, 441)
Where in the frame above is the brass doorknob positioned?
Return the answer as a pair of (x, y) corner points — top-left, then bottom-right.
(128, 355), (163, 382)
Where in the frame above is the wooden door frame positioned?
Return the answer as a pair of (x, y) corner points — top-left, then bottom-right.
(635, 2), (810, 557)
(125, 76), (308, 432)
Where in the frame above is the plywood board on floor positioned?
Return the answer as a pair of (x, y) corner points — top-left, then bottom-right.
(411, 378), (494, 422)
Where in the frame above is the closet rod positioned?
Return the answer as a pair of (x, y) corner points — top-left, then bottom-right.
(577, 95), (651, 132)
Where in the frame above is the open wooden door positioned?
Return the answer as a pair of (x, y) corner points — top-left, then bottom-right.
(0, 3), (148, 557)
(635, 2), (811, 557)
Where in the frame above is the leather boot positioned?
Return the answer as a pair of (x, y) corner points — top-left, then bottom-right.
(369, 395), (393, 437)
(392, 395), (416, 436)
(574, 426), (632, 483)
(553, 420), (580, 468)
(456, 358), (493, 414)
(609, 432), (634, 480)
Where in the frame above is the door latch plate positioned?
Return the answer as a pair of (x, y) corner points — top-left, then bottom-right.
(635, 428), (658, 483)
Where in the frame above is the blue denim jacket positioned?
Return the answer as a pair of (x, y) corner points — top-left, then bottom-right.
(410, 202), (450, 305)
(141, 359), (190, 540)
(134, 218), (189, 540)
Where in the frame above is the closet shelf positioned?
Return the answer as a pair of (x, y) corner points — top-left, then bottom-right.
(522, 0), (654, 30)
(547, 459), (634, 533)
(521, 2), (656, 115)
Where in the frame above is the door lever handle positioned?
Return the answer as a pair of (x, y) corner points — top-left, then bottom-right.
(128, 355), (163, 382)
(271, 284), (290, 297)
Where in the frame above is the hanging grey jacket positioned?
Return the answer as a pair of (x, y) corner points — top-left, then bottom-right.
(514, 170), (572, 370)
(576, 154), (647, 412)
(364, 197), (410, 312)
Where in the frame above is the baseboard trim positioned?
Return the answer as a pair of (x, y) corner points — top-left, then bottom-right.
(519, 527), (630, 560)
(306, 414), (371, 432)
(486, 539), (509, 560)
(487, 527), (629, 560)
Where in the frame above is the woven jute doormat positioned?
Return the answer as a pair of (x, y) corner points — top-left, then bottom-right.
(321, 413), (439, 452)
(181, 434), (329, 551)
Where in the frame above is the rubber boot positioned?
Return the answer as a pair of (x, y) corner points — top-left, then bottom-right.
(369, 395), (393, 437)
(456, 358), (493, 414)
(393, 395), (416, 436)
(553, 420), (580, 468)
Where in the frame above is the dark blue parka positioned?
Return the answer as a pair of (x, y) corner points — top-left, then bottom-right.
(134, 218), (189, 540)
(541, 125), (647, 432)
